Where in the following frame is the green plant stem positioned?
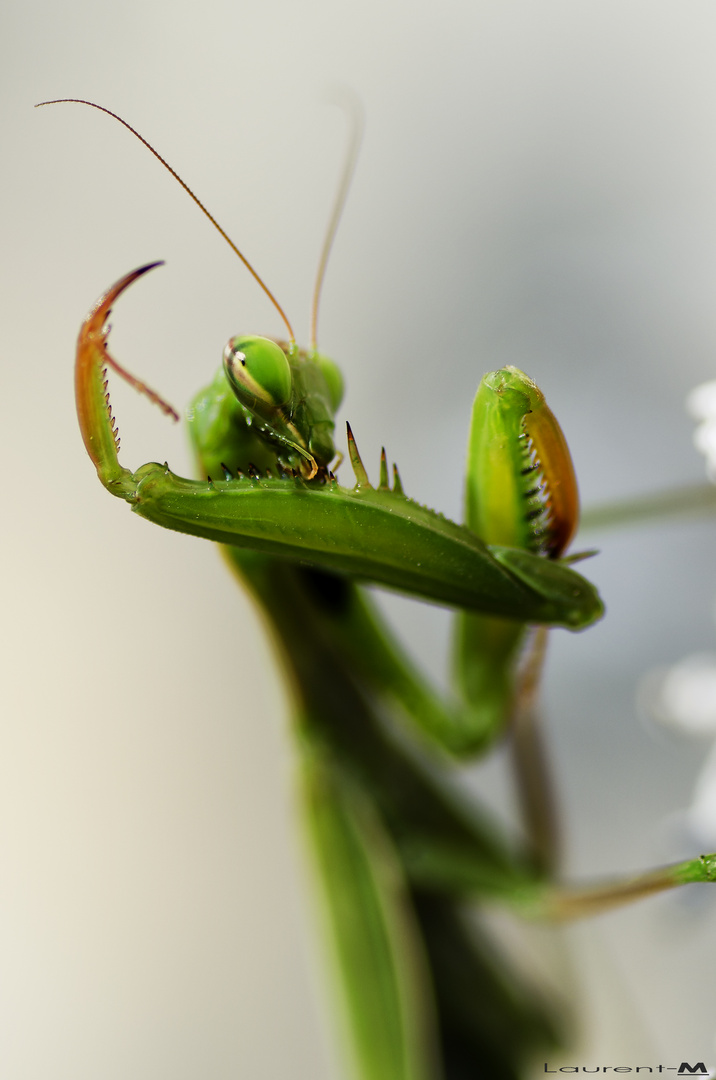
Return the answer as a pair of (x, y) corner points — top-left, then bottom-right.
(508, 627), (561, 878)
(580, 482), (716, 533)
(513, 853), (716, 921)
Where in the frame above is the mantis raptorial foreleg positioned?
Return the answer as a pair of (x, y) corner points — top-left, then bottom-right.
(455, 366), (579, 742)
(73, 258), (716, 903)
(75, 263), (603, 630)
(453, 366), (581, 871)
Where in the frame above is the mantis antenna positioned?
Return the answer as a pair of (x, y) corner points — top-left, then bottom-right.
(309, 95), (364, 351)
(35, 98), (297, 343)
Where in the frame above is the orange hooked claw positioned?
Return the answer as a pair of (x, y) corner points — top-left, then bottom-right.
(75, 262), (177, 490)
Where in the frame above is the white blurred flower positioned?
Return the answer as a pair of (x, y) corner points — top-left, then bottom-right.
(646, 654), (716, 736)
(644, 652), (716, 844)
(686, 379), (716, 482)
(689, 742), (716, 847)
(644, 654), (716, 846)
(636, 385), (716, 844)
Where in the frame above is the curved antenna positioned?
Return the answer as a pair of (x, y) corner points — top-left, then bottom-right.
(309, 93), (364, 351)
(36, 98), (296, 342)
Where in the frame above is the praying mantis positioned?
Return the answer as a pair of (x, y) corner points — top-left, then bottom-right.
(40, 99), (716, 1080)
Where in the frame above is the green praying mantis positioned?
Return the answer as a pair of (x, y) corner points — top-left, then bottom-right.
(40, 98), (716, 1080)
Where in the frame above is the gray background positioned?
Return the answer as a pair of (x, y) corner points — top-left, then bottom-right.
(2, 2), (716, 1076)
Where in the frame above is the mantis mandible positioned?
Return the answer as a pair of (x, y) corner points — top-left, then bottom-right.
(39, 98), (716, 1080)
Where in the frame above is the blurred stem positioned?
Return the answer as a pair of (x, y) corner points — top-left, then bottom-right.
(580, 482), (716, 533)
(515, 853), (716, 921)
(509, 627), (560, 878)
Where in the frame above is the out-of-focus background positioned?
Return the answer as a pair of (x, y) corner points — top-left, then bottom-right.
(3, 2), (716, 1077)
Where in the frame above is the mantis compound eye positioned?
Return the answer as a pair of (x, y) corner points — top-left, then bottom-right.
(223, 335), (292, 409)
